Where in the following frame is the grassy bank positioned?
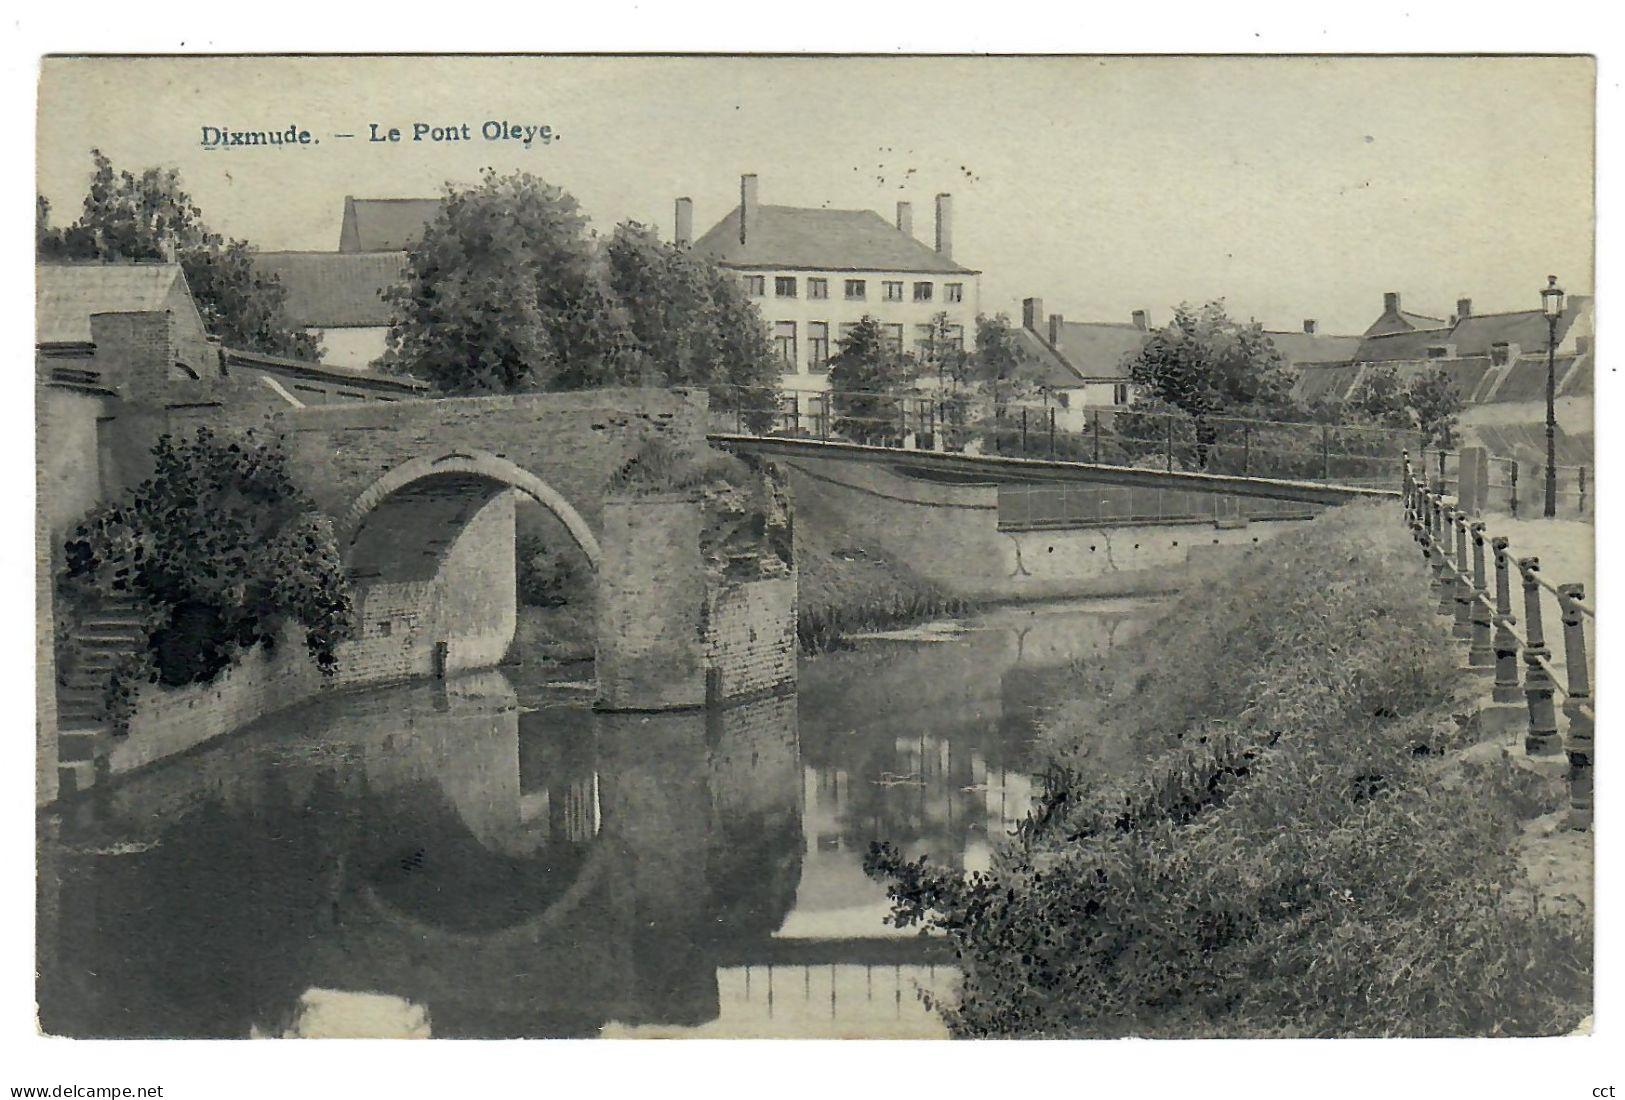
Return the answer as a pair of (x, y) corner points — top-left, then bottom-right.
(792, 471), (971, 652)
(864, 501), (1591, 1038)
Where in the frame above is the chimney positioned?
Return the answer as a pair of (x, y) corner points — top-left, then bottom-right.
(1048, 314), (1064, 347)
(1303, 319), (1318, 335)
(739, 174), (759, 246)
(934, 193), (953, 259)
(1384, 291), (1400, 315)
(1456, 297), (1472, 320)
(1022, 297), (1044, 332)
(674, 197), (693, 248)
(1131, 309), (1149, 331)
(896, 201), (914, 238)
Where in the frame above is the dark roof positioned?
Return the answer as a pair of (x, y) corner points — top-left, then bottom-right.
(1446, 300), (1590, 358)
(691, 205), (976, 274)
(1262, 330), (1362, 366)
(1352, 326), (1456, 363)
(1049, 321), (1148, 381)
(1011, 328), (1086, 388)
(1364, 309), (1449, 337)
(254, 251), (408, 327)
(339, 197), (442, 252)
(36, 262), (205, 344)
(222, 346), (426, 393)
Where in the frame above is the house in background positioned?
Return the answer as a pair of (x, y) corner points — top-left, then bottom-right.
(338, 196), (443, 253)
(685, 174), (981, 412)
(253, 250), (408, 369)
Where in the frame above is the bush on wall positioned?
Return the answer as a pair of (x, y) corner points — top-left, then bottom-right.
(59, 427), (357, 723)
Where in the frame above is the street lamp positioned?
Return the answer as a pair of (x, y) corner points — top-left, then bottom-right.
(1540, 275), (1565, 518)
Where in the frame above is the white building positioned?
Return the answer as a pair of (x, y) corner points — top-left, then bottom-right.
(685, 174), (981, 406)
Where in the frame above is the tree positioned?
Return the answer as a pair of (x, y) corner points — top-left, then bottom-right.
(1127, 301), (1298, 420)
(37, 150), (319, 360)
(1406, 368), (1464, 449)
(1342, 364), (1413, 429)
(604, 221), (778, 428)
(969, 312), (1039, 419)
(382, 170), (636, 394)
(827, 317), (915, 444)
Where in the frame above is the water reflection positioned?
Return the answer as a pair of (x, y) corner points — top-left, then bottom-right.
(36, 598), (1148, 1039)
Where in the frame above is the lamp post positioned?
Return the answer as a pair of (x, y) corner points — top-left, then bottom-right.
(1540, 275), (1565, 518)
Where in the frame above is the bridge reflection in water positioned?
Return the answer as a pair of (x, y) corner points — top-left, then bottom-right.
(36, 598), (1150, 1039)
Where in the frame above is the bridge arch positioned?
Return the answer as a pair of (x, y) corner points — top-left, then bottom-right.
(341, 450), (603, 574)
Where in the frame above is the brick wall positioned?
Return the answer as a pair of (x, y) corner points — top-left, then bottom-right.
(113, 490), (518, 774)
(703, 575), (798, 703)
(276, 387), (709, 533)
(596, 496), (708, 710)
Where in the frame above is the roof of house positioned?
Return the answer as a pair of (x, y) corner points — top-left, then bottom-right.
(339, 197), (443, 253)
(690, 205), (977, 275)
(1353, 297), (1592, 363)
(1048, 321), (1149, 381)
(36, 262), (204, 344)
(255, 251), (408, 328)
(1352, 326), (1456, 363)
(1364, 309), (1449, 337)
(1262, 330), (1363, 366)
(1011, 327), (1087, 388)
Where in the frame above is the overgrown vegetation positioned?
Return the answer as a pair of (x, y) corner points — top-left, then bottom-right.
(37, 150), (319, 360)
(864, 503), (1590, 1037)
(58, 428), (356, 725)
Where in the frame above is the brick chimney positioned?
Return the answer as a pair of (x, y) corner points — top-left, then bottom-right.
(934, 193), (953, 260)
(1131, 309), (1149, 331)
(1384, 291), (1400, 315)
(90, 309), (178, 404)
(1303, 319), (1318, 334)
(739, 174), (759, 246)
(1456, 297), (1472, 320)
(674, 197), (693, 248)
(1048, 314), (1064, 347)
(1022, 297), (1044, 332)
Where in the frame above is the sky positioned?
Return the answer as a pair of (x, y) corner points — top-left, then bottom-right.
(37, 55), (1594, 336)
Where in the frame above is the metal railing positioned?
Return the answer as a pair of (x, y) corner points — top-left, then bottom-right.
(1402, 455), (1594, 831)
(1417, 447), (1591, 519)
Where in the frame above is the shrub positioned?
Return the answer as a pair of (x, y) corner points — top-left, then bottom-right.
(516, 533), (580, 608)
(865, 502), (1591, 1037)
(59, 428), (357, 719)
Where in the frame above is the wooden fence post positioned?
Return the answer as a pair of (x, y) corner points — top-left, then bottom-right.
(1020, 406), (1029, 454)
(1429, 497), (1450, 603)
(1517, 557), (1561, 757)
(1048, 406), (1057, 458)
(1491, 537), (1521, 705)
(1556, 584), (1592, 830)
(1508, 460), (1519, 517)
(1578, 466), (1588, 517)
(1092, 410), (1101, 463)
(1452, 513), (1473, 639)
(1165, 415), (1174, 473)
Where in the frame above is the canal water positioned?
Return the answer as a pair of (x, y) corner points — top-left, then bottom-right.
(36, 598), (1153, 1039)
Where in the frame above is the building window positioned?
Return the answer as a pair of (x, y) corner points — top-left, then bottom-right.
(775, 276), (798, 298)
(914, 324), (935, 356)
(844, 279), (867, 300)
(808, 322), (830, 371)
(945, 324), (964, 353)
(945, 282), (964, 303)
(808, 278), (829, 300)
(1113, 383), (1130, 406)
(837, 322), (859, 349)
(913, 281), (934, 302)
(883, 281), (904, 302)
(744, 275), (765, 297)
(882, 323), (904, 355)
(1490, 342), (1511, 366)
(774, 322), (797, 369)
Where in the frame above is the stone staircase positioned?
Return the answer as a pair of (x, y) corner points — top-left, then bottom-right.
(55, 594), (148, 795)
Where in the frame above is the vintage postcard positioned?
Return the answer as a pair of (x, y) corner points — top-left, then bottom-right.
(27, 52), (1596, 1062)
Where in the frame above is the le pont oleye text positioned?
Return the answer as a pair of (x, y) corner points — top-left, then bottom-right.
(198, 121), (557, 150)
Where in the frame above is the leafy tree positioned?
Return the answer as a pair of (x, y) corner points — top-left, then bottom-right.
(381, 170), (637, 394)
(1127, 301), (1298, 420)
(1406, 368), (1464, 449)
(604, 221), (778, 428)
(60, 428), (356, 709)
(969, 312), (1040, 420)
(1342, 364), (1413, 429)
(827, 317), (915, 445)
(37, 149), (318, 360)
